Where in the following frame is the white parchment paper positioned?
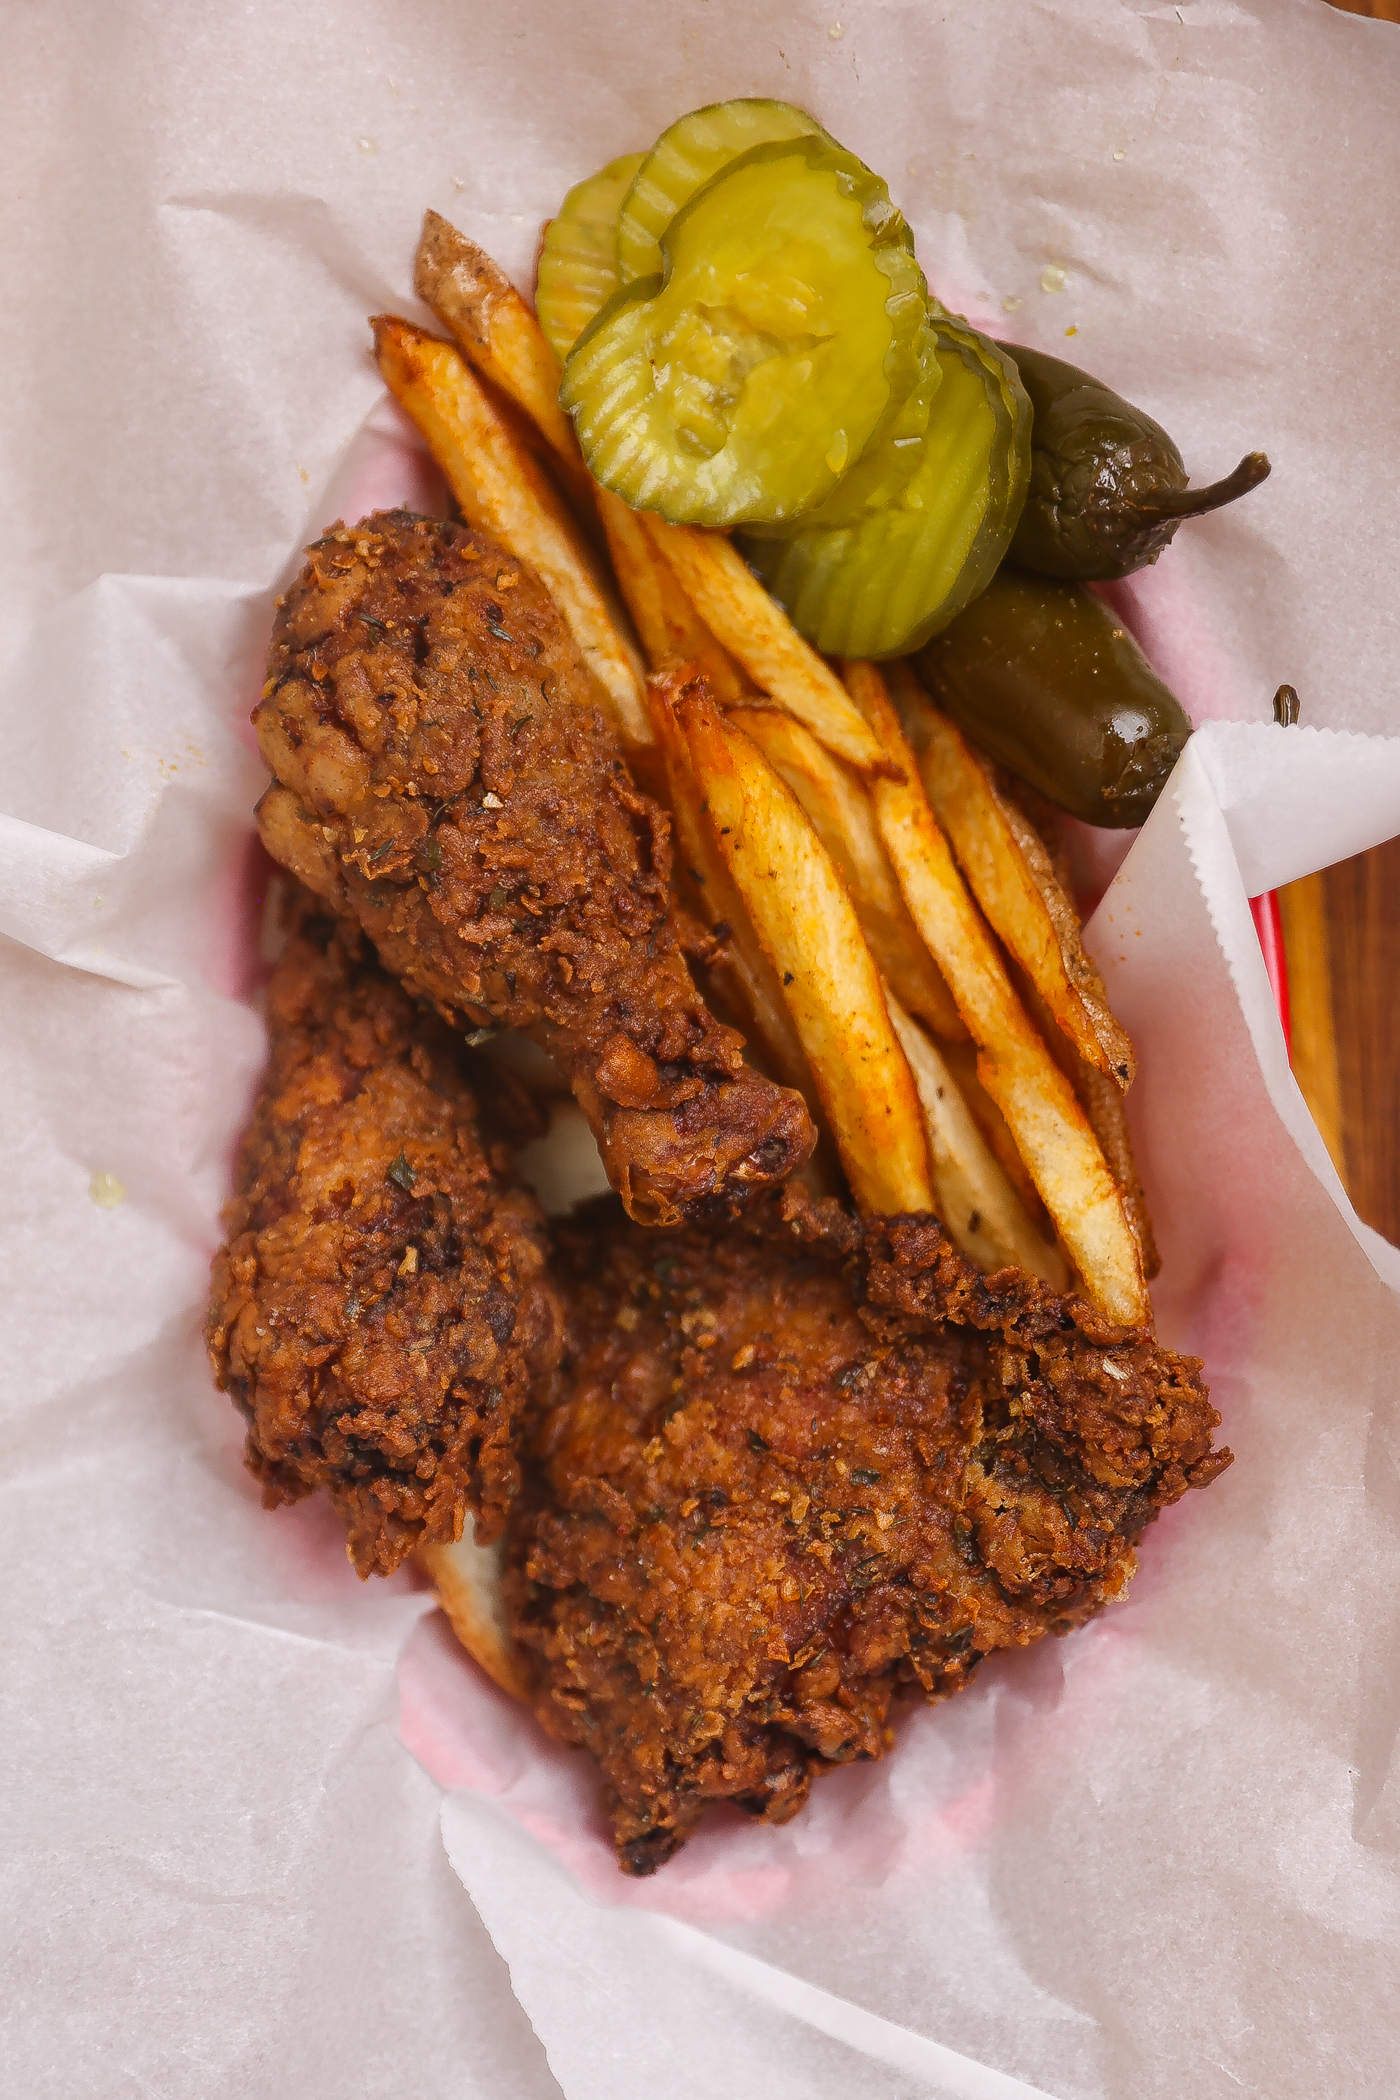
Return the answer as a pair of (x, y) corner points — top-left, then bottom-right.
(3, 3), (1399, 2095)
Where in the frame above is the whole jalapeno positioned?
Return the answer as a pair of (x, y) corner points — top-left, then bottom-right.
(999, 340), (1270, 582)
(914, 564), (1192, 828)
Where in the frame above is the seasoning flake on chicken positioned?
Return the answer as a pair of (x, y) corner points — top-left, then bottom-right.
(206, 890), (562, 1576)
(506, 1189), (1229, 1871)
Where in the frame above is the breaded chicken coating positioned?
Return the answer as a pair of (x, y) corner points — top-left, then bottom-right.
(252, 510), (814, 1229)
(507, 1190), (1229, 1871)
(206, 892), (561, 1576)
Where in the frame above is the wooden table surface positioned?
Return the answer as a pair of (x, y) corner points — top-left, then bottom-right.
(1282, 0), (1399, 1243)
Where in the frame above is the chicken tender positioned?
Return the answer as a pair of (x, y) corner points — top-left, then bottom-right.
(507, 1190), (1228, 1871)
(206, 891), (562, 1577)
(253, 510), (814, 1228)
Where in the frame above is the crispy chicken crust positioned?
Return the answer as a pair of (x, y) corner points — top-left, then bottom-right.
(507, 1189), (1229, 1871)
(206, 895), (562, 1576)
(252, 510), (814, 1227)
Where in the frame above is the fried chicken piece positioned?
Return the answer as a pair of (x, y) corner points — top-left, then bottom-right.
(507, 1190), (1228, 1872)
(253, 510), (814, 1228)
(206, 890), (562, 1577)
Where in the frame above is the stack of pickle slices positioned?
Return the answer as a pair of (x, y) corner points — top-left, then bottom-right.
(537, 97), (1268, 817)
(538, 97), (1031, 661)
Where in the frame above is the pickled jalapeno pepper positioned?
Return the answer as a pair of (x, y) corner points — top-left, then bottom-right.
(561, 135), (930, 528)
(1002, 341), (1270, 582)
(915, 565), (1192, 827)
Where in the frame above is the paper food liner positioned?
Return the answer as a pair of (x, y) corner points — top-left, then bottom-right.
(4, 3), (1399, 2095)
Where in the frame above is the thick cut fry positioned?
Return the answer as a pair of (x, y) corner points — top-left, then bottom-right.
(372, 316), (651, 750)
(597, 490), (749, 701)
(885, 990), (1070, 1287)
(646, 671), (809, 1094)
(643, 516), (893, 776)
(1012, 969), (1162, 1281)
(938, 1038), (1045, 1219)
(889, 668), (1135, 1090)
(415, 211), (598, 514)
(843, 661), (1148, 1325)
(1073, 1055), (1161, 1279)
(739, 707), (966, 1043)
(675, 681), (933, 1216)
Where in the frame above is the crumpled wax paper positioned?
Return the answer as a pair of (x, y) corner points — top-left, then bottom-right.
(3, 2), (1399, 2095)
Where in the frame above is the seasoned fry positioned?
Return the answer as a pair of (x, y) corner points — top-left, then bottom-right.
(843, 660), (1148, 1325)
(674, 677), (933, 1216)
(889, 667), (1135, 1089)
(643, 516), (893, 776)
(371, 316), (651, 750)
(1072, 1054), (1161, 1278)
(938, 1037), (1045, 1220)
(647, 671), (809, 1093)
(596, 490), (749, 700)
(885, 990), (1070, 1287)
(1013, 970), (1162, 1281)
(739, 707), (966, 1042)
(417, 1526), (526, 1700)
(415, 211), (597, 514)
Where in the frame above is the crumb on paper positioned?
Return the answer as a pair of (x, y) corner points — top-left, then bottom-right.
(89, 1172), (126, 1210)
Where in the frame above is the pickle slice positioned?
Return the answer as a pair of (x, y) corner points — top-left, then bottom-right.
(743, 320), (943, 537)
(561, 137), (932, 528)
(740, 312), (1031, 658)
(536, 151), (645, 365)
(616, 98), (828, 287)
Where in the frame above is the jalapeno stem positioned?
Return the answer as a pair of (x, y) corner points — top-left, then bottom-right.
(1126, 451), (1271, 522)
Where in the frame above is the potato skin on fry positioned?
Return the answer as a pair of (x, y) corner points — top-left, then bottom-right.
(416, 209), (593, 507)
(254, 511), (814, 1230)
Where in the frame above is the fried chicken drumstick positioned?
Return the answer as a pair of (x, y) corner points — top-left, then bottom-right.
(206, 890), (562, 1576)
(253, 510), (814, 1228)
(507, 1190), (1230, 1871)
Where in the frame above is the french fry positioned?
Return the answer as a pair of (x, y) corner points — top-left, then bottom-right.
(371, 316), (652, 751)
(646, 671), (810, 1094)
(938, 1037), (1046, 1220)
(414, 211), (597, 514)
(885, 990), (1070, 1288)
(1070, 1052), (1161, 1279)
(843, 660), (1149, 1326)
(643, 516), (894, 777)
(888, 666), (1135, 1090)
(596, 489), (749, 701)
(674, 679), (934, 1216)
(738, 707), (966, 1042)
(1013, 970), (1163, 1281)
